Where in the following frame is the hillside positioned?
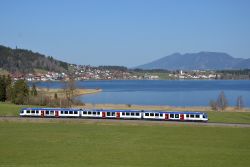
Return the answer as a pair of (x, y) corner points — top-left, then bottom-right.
(137, 52), (250, 70)
(0, 45), (69, 73)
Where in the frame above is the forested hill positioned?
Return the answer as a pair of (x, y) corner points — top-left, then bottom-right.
(0, 45), (69, 73)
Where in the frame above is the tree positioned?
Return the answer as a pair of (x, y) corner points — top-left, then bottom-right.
(6, 84), (14, 101)
(63, 78), (76, 107)
(236, 96), (244, 110)
(30, 83), (38, 96)
(54, 93), (58, 99)
(12, 80), (29, 104)
(0, 76), (5, 101)
(217, 91), (228, 111)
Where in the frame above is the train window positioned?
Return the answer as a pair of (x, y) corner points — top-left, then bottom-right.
(186, 114), (189, 118)
(126, 112), (130, 116)
(83, 111), (87, 115)
(31, 110), (35, 114)
(145, 113), (149, 116)
(107, 112), (111, 116)
(122, 112), (125, 116)
(97, 112), (100, 115)
(93, 112), (96, 115)
(88, 111), (91, 115)
(61, 111), (64, 114)
(190, 114), (194, 118)
(131, 112), (135, 116)
(159, 113), (163, 117)
(175, 114), (179, 118)
(36, 110), (39, 114)
(136, 113), (140, 116)
(155, 113), (159, 117)
(150, 113), (154, 117)
(27, 110), (30, 114)
(65, 111), (68, 114)
(112, 112), (115, 116)
(195, 115), (200, 118)
(74, 111), (78, 114)
(50, 111), (54, 114)
(170, 114), (174, 118)
(46, 111), (49, 115)
(20, 110), (24, 113)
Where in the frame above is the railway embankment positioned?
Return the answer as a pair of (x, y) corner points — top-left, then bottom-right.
(1, 102), (250, 124)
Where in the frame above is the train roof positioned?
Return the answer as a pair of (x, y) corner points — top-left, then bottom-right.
(22, 108), (81, 111)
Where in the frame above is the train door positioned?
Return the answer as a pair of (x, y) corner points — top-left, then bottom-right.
(180, 114), (184, 121)
(102, 112), (106, 118)
(41, 110), (44, 117)
(116, 112), (120, 119)
(55, 111), (59, 117)
(165, 114), (169, 120)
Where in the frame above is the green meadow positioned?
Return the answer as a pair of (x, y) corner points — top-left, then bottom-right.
(0, 121), (250, 167)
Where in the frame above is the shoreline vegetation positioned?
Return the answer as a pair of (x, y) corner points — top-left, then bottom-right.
(37, 87), (102, 98)
(76, 103), (250, 112)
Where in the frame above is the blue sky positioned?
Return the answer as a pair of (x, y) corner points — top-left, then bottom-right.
(1, 0), (250, 67)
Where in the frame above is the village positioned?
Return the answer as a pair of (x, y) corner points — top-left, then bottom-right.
(9, 64), (222, 81)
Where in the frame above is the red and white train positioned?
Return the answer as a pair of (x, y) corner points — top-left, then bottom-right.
(20, 108), (208, 122)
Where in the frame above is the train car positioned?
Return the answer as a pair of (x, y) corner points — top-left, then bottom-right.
(20, 108), (43, 117)
(20, 108), (81, 118)
(143, 110), (208, 122)
(80, 109), (142, 120)
(97, 109), (142, 119)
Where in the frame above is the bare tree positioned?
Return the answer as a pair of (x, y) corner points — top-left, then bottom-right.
(63, 78), (76, 107)
(217, 91), (228, 111)
(236, 96), (244, 110)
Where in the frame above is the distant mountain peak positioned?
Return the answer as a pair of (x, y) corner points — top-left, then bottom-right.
(136, 51), (249, 70)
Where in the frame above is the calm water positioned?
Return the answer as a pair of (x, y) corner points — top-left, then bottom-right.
(34, 80), (250, 107)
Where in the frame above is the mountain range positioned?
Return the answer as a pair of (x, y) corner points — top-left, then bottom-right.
(136, 52), (250, 70)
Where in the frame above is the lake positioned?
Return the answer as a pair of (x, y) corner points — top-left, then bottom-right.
(34, 80), (250, 107)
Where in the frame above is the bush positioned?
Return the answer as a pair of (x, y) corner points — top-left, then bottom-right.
(209, 100), (217, 111)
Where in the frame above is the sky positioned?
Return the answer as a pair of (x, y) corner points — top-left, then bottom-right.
(1, 0), (250, 67)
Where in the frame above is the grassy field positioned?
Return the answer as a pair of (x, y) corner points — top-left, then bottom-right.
(1, 102), (250, 124)
(0, 121), (249, 167)
(206, 111), (250, 124)
(0, 102), (33, 116)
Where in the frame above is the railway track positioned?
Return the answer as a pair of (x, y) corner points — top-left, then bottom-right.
(0, 116), (250, 128)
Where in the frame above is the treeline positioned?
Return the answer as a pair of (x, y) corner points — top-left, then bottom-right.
(217, 69), (250, 79)
(98, 65), (128, 72)
(0, 75), (83, 107)
(0, 75), (29, 104)
(132, 69), (171, 73)
(0, 45), (68, 73)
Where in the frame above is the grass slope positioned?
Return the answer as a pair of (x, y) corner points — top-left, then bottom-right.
(0, 102), (31, 116)
(0, 121), (249, 167)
